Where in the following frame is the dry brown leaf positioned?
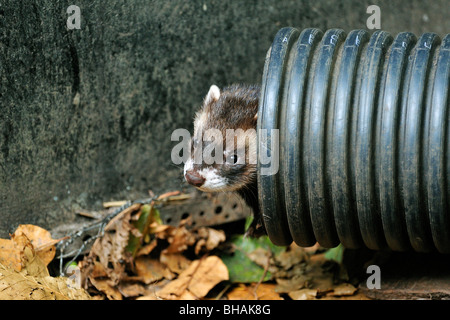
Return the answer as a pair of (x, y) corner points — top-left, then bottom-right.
(80, 204), (139, 290)
(162, 226), (191, 254)
(0, 264), (91, 300)
(226, 283), (283, 300)
(90, 261), (108, 278)
(136, 239), (158, 256)
(288, 288), (318, 300)
(273, 244), (307, 270)
(136, 295), (160, 300)
(159, 225), (226, 256)
(311, 277), (334, 295)
(152, 224), (171, 234)
(14, 225), (60, 266)
(118, 281), (146, 298)
(104, 203), (141, 232)
(308, 269), (334, 293)
(0, 233), (46, 273)
(160, 276), (189, 298)
(193, 228), (226, 255)
(303, 242), (321, 253)
(21, 247), (49, 279)
(138, 278), (172, 299)
(289, 283), (362, 300)
(247, 247), (273, 269)
(157, 256), (228, 300)
(275, 275), (311, 293)
(160, 252), (192, 274)
(89, 278), (122, 300)
(329, 283), (357, 296)
(275, 248), (358, 300)
(0, 244), (91, 300)
(0, 236), (28, 271)
(135, 256), (175, 284)
(0, 225), (62, 271)
(322, 291), (371, 300)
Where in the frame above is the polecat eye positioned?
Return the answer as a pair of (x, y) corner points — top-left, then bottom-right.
(226, 154), (239, 164)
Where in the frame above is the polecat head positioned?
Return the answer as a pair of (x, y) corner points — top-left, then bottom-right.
(184, 84), (260, 192)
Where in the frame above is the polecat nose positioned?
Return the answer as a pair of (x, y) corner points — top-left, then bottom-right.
(185, 170), (205, 187)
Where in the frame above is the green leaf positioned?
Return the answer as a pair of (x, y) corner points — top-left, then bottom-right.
(244, 215), (253, 232)
(126, 204), (161, 257)
(150, 207), (162, 228)
(324, 244), (345, 264)
(220, 235), (285, 283)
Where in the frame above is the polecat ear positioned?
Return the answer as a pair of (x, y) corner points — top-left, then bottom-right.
(205, 85), (220, 105)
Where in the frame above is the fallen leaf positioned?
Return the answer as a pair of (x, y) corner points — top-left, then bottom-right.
(329, 283), (357, 296)
(152, 224), (170, 234)
(322, 291), (371, 300)
(310, 272), (334, 294)
(247, 247), (272, 270)
(138, 279), (172, 300)
(118, 281), (146, 298)
(136, 239), (158, 257)
(220, 235), (284, 283)
(80, 203), (140, 295)
(90, 261), (108, 278)
(0, 242), (91, 300)
(162, 226), (192, 254)
(0, 235), (28, 271)
(90, 278), (122, 300)
(160, 252), (192, 274)
(136, 295), (160, 300)
(15, 224), (62, 265)
(226, 283), (283, 300)
(157, 256), (228, 300)
(303, 243), (321, 253)
(0, 225), (62, 270)
(275, 275), (311, 293)
(288, 288), (318, 300)
(273, 244), (307, 270)
(194, 228), (226, 255)
(135, 256), (175, 284)
(0, 263), (91, 300)
(127, 205), (163, 257)
(324, 244), (345, 264)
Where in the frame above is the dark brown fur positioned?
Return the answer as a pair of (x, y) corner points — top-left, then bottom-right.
(202, 84), (260, 132)
(190, 84), (266, 237)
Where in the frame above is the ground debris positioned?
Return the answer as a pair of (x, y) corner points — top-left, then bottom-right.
(77, 195), (229, 300)
(0, 229), (90, 300)
(0, 193), (368, 300)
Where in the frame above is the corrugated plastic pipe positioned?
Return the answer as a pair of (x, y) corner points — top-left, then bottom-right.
(257, 27), (449, 253)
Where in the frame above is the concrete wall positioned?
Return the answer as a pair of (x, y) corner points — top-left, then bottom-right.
(0, 0), (448, 237)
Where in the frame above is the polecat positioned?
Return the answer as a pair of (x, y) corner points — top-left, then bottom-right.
(183, 84), (265, 237)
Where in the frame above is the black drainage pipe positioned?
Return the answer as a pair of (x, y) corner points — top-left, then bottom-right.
(257, 28), (449, 253)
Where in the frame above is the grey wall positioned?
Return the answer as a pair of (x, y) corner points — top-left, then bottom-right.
(0, 0), (448, 237)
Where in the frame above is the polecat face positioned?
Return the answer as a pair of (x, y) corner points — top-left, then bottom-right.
(184, 84), (260, 193)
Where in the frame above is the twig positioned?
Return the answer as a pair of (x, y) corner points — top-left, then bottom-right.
(252, 254), (271, 300)
(157, 190), (181, 200)
(103, 200), (129, 208)
(56, 196), (158, 276)
(215, 283), (231, 300)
